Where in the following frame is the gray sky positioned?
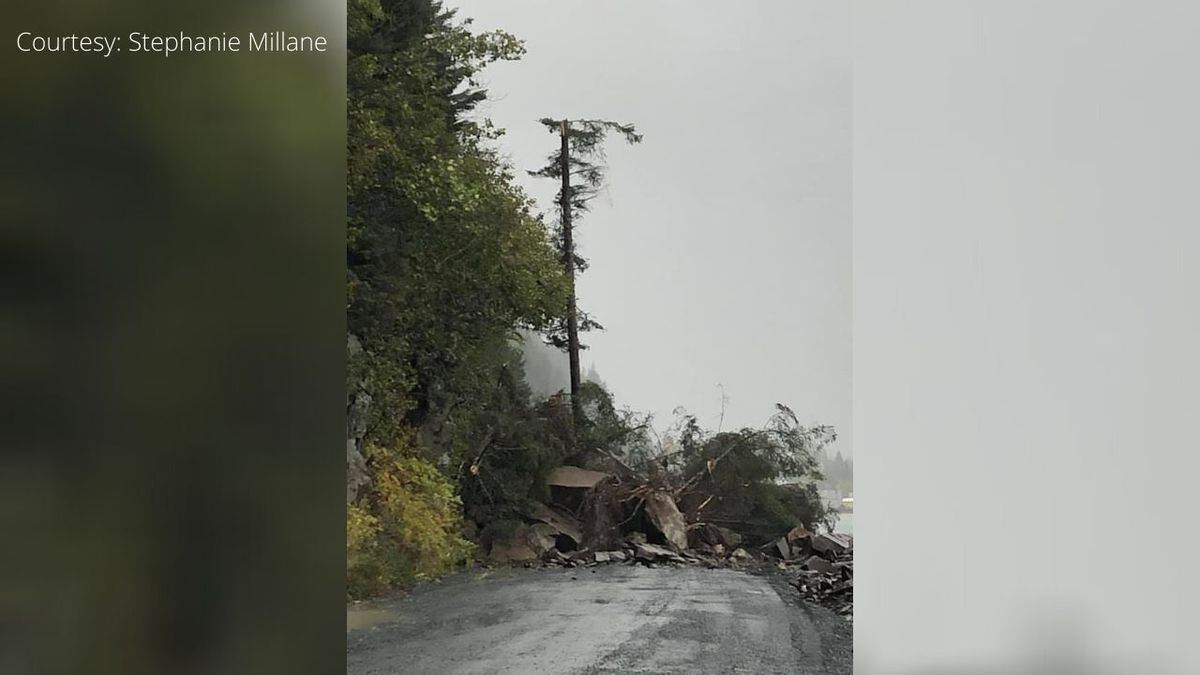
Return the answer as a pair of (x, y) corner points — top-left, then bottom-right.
(453, 0), (850, 455)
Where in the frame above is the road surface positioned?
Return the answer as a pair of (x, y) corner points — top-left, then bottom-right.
(347, 564), (851, 674)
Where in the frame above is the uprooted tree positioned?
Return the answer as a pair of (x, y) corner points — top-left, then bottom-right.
(582, 404), (836, 549)
(480, 397), (837, 563)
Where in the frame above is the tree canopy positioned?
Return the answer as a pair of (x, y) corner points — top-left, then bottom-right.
(530, 118), (642, 351)
(346, 0), (572, 596)
(348, 0), (568, 448)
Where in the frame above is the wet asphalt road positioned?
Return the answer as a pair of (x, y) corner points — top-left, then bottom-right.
(347, 565), (851, 674)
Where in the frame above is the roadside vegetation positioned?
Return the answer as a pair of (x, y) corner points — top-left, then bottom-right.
(346, 0), (834, 599)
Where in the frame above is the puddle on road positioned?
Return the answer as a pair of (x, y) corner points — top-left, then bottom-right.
(348, 569), (509, 632)
(347, 608), (397, 631)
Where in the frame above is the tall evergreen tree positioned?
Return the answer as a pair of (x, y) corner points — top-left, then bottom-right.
(532, 118), (641, 432)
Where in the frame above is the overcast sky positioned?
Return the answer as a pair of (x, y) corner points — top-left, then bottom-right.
(452, 0), (851, 455)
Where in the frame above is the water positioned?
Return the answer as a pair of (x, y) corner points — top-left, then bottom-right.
(829, 511), (853, 535)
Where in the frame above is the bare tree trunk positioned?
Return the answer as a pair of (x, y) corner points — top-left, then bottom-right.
(560, 121), (584, 433)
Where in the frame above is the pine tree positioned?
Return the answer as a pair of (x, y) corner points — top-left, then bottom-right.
(531, 118), (641, 432)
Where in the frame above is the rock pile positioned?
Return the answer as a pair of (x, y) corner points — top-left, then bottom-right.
(482, 463), (853, 620)
(764, 527), (853, 619)
(533, 530), (756, 570)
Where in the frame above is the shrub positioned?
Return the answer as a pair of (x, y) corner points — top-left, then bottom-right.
(347, 449), (474, 599)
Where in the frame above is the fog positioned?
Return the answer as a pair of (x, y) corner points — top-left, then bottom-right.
(455, 0), (851, 452)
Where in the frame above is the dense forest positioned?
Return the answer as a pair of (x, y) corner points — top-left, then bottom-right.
(346, 0), (836, 598)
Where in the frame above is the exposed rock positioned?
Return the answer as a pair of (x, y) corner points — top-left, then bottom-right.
(489, 523), (563, 562)
(345, 383), (372, 503)
(578, 477), (623, 550)
(771, 537), (792, 560)
(785, 526), (812, 557)
(633, 542), (687, 564)
(526, 502), (583, 546)
(712, 525), (743, 548)
(528, 523), (559, 554)
(346, 439), (370, 504)
(812, 532), (852, 556)
(347, 390), (370, 440)
(689, 523), (743, 549)
(786, 525), (813, 543)
(489, 525), (540, 562)
(590, 547), (628, 562)
(781, 531), (853, 619)
(804, 555), (835, 574)
(644, 491), (689, 551)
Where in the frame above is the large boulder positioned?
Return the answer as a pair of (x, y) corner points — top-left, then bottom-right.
(689, 523), (743, 550)
(644, 491), (689, 551)
(488, 525), (539, 562)
(812, 532), (852, 557)
(488, 523), (558, 562)
(526, 502), (583, 547)
(633, 542), (687, 564)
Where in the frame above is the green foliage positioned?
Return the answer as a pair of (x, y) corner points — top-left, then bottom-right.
(572, 381), (655, 464)
(346, 0), (572, 596)
(348, 0), (568, 450)
(531, 118), (643, 217)
(673, 405), (836, 540)
(450, 342), (573, 524)
(530, 119), (641, 350)
(347, 448), (474, 599)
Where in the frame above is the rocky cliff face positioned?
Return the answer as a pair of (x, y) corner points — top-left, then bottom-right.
(346, 334), (370, 503)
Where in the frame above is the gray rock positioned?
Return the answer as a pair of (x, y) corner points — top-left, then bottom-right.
(594, 550), (627, 563)
(644, 492), (689, 551)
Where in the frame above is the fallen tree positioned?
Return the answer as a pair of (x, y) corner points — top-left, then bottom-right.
(469, 394), (852, 619)
(483, 402), (837, 564)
